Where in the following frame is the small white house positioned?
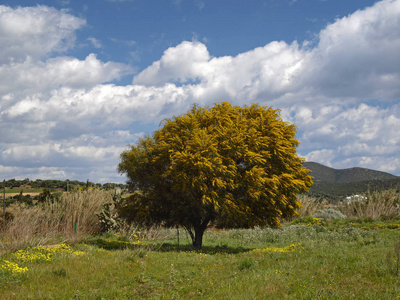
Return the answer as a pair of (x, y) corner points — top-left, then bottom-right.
(345, 194), (367, 203)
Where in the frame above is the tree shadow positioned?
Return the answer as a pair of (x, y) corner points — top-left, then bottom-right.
(84, 236), (253, 254)
(153, 242), (253, 255)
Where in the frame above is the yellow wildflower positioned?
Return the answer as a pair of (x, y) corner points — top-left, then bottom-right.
(251, 243), (303, 254)
(0, 260), (28, 275)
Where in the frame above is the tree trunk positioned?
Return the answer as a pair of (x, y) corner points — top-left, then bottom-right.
(184, 209), (214, 250)
(192, 226), (206, 250)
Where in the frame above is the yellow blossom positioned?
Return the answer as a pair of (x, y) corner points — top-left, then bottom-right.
(0, 260), (28, 275)
(251, 243), (303, 254)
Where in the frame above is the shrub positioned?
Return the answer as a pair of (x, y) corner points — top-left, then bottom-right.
(96, 191), (123, 233)
(290, 216), (323, 226)
(313, 208), (347, 220)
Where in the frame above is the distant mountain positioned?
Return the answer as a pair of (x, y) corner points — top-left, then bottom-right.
(303, 162), (400, 201)
(303, 162), (398, 185)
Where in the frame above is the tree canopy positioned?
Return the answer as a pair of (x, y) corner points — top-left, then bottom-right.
(118, 102), (312, 249)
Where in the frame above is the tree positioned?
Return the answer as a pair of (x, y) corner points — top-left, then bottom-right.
(37, 188), (53, 203)
(118, 102), (312, 249)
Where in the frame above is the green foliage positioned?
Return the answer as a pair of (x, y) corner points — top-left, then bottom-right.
(3, 192), (34, 207)
(312, 208), (347, 220)
(96, 192), (123, 233)
(238, 257), (255, 270)
(37, 188), (55, 203)
(1, 178), (128, 192)
(290, 216), (323, 226)
(118, 102), (312, 248)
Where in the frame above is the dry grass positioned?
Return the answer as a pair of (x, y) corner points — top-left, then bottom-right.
(4, 192), (41, 198)
(339, 189), (400, 219)
(0, 189), (112, 252)
(296, 194), (330, 217)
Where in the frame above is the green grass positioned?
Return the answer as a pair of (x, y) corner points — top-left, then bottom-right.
(4, 188), (45, 194)
(1, 224), (400, 299)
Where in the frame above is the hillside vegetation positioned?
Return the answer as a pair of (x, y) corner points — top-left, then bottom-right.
(304, 162), (400, 201)
(303, 162), (398, 184)
(1, 178), (127, 192)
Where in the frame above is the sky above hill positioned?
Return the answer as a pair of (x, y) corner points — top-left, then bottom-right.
(0, 0), (399, 183)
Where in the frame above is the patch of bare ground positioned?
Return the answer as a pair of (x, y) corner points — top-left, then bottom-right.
(5, 192), (41, 197)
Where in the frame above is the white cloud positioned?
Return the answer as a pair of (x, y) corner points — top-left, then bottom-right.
(1, 0), (400, 182)
(304, 150), (337, 167)
(134, 0), (400, 105)
(0, 5), (86, 64)
(134, 40), (308, 103)
(133, 41), (211, 86)
(305, 0), (400, 100)
(88, 37), (102, 49)
(292, 102), (400, 174)
(0, 54), (132, 97)
(0, 165), (69, 181)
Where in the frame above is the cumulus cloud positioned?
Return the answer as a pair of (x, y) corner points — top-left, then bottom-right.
(0, 54), (132, 96)
(0, 5), (85, 64)
(0, 165), (69, 181)
(133, 40), (307, 102)
(305, 0), (400, 100)
(0, 5), (135, 181)
(1, 0), (400, 182)
(133, 0), (400, 104)
(290, 102), (400, 173)
(133, 41), (211, 86)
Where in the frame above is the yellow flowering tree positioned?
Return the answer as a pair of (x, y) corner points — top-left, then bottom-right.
(118, 102), (312, 249)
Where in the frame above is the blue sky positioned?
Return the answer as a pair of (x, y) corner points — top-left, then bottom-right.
(0, 0), (399, 183)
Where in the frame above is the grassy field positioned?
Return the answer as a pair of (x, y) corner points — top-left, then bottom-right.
(1, 223), (400, 299)
(3, 188), (45, 194)
(1, 189), (400, 299)
(2, 188), (45, 198)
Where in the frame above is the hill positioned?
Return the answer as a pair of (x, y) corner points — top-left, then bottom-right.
(303, 162), (400, 201)
(303, 162), (398, 184)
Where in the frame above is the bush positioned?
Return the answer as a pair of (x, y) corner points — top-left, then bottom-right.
(313, 208), (347, 220)
(290, 216), (323, 226)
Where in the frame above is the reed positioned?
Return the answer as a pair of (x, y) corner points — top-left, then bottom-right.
(295, 194), (329, 217)
(1, 189), (112, 252)
(339, 189), (400, 219)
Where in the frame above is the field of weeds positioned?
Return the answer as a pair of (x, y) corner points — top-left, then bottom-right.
(1, 189), (400, 299)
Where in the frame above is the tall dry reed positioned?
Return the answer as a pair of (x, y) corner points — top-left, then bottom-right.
(1, 189), (112, 252)
(295, 194), (329, 217)
(339, 189), (400, 219)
